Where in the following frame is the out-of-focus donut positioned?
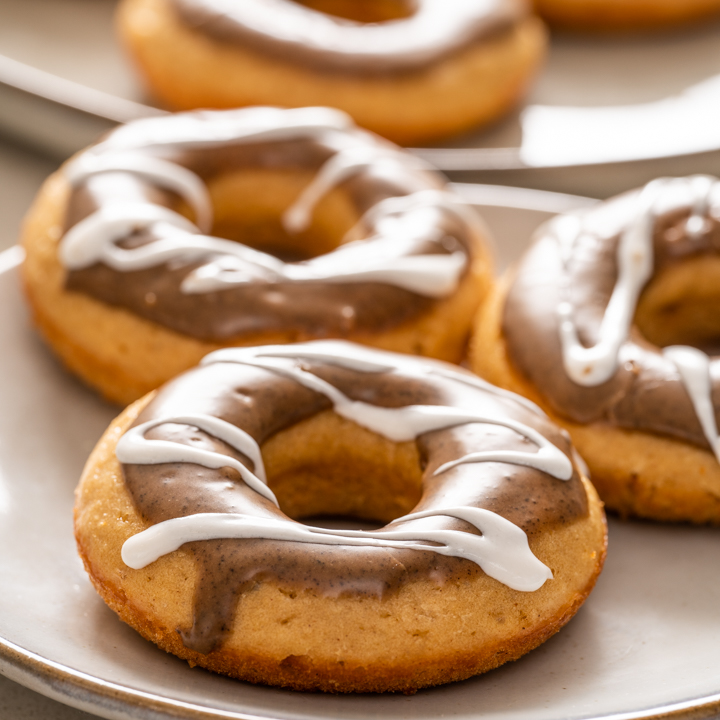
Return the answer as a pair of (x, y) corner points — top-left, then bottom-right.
(116, 0), (546, 144)
(22, 107), (491, 405)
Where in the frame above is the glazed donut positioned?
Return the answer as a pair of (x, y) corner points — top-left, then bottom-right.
(74, 341), (606, 693)
(473, 175), (720, 524)
(116, 0), (547, 144)
(533, 0), (720, 31)
(22, 107), (491, 406)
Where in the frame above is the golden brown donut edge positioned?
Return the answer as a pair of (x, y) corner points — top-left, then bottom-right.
(74, 394), (607, 694)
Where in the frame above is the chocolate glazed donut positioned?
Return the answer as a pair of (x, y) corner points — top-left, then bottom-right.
(74, 342), (606, 693)
(116, 0), (547, 143)
(21, 107), (490, 405)
(474, 175), (720, 523)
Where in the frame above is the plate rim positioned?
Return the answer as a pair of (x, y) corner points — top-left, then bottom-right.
(1, 239), (719, 720)
(4, 628), (720, 720)
(3, 50), (720, 172)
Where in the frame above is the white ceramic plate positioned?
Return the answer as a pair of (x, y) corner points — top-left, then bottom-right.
(2, 0), (720, 196)
(2, 194), (720, 720)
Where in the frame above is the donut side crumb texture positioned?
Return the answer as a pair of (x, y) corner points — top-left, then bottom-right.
(22, 168), (491, 406)
(533, 0), (720, 31)
(472, 274), (720, 524)
(75, 397), (606, 693)
(116, 0), (547, 144)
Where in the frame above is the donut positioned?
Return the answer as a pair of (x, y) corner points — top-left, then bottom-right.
(21, 107), (491, 406)
(533, 0), (720, 31)
(473, 175), (720, 524)
(74, 340), (606, 693)
(116, 0), (547, 144)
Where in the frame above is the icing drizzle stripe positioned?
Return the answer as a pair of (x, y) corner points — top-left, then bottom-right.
(663, 346), (720, 462)
(61, 108), (469, 299)
(118, 342), (575, 592)
(121, 507), (552, 592)
(558, 178), (658, 386)
(556, 175), (720, 458)
(117, 414), (274, 503)
(65, 152), (214, 234)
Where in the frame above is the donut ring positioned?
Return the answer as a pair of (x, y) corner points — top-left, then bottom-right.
(74, 341), (606, 693)
(473, 175), (720, 523)
(116, 0), (547, 144)
(533, 0), (720, 31)
(22, 107), (491, 406)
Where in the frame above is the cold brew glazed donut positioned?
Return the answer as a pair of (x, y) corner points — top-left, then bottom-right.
(116, 0), (546, 144)
(473, 175), (720, 523)
(533, 0), (720, 31)
(74, 341), (606, 693)
(22, 107), (491, 405)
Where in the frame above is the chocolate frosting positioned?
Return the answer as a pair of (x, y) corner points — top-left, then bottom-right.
(121, 345), (588, 653)
(61, 109), (477, 342)
(170, 0), (527, 76)
(503, 181), (720, 451)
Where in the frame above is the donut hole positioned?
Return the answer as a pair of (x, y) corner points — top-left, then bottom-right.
(176, 169), (362, 263)
(635, 255), (720, 351)
(291, 0), (413, 23)
(261, 410), (423, 527)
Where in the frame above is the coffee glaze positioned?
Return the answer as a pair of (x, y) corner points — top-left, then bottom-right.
(170, 0), (526, 76)
(117, 342), (589, 654)
(59, 107), (478, 342)
(503, 175), (720, 458)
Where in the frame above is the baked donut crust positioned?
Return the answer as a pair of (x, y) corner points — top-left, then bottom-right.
(74, 342), (606, 693)
(116, 0), (547, 144)
(472, 177), (720, 524)
(22, 109), (491, 406)
(533, 0), (720, 31)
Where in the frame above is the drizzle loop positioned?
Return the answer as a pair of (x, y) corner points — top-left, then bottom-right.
(557, 175), (720, 458)
(558, 178), (660, 386)
(117, 414), (274, 503)
(118, 342), (574, 592)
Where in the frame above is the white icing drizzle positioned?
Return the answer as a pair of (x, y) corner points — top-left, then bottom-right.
(663, 346), (720, 462)
(282, 145), (429, 234)
(97, 106), (353, 153)
(116, 414), (275, 504)
(121, 507), (553, 592)
(61, 108), (469, 299)
(556, 175), (720, 462)
(64, 152), (213, 233)
(354, 189), (487, 245)
(231, 339), (546, 416)
(171, 0), (517, 70)
(60, 205), (198, 271)
(60, 200), (466, 298)
(684, 175), (716, 238)
(203, 345), (572, 478)
(181, 235), (467, 297)
(118, 342), (575, 592)
(558, 176), (718, 387)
